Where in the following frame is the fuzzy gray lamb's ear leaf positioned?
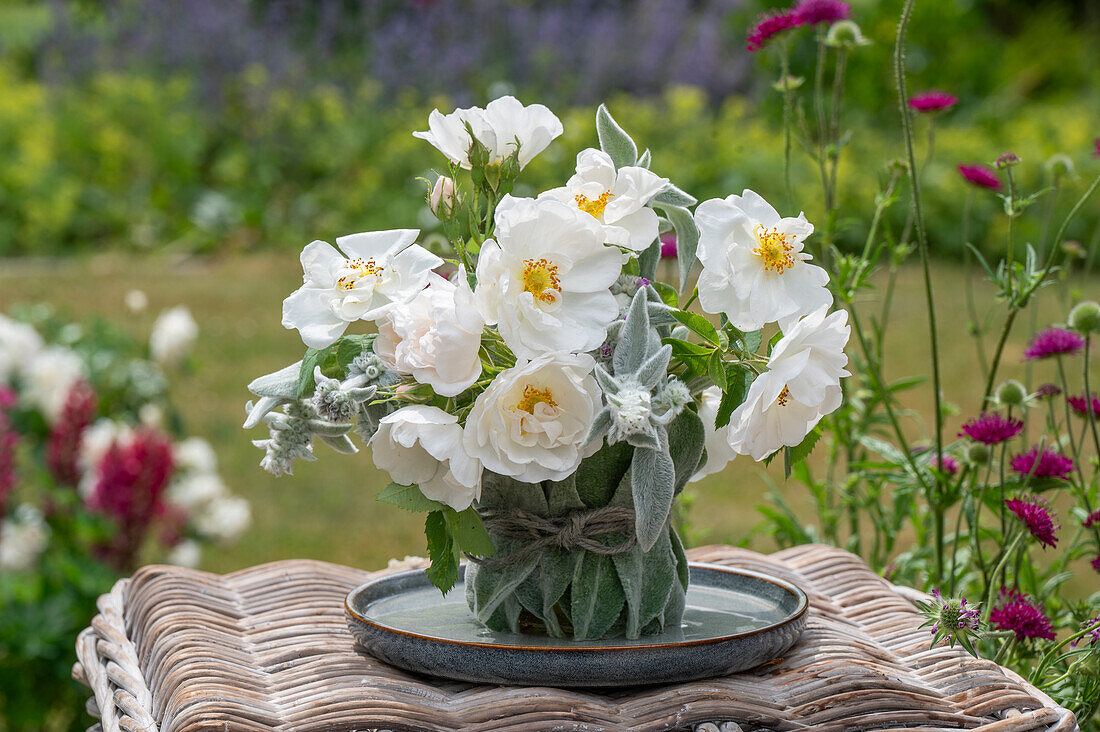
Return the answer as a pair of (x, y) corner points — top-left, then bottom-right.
(635, 343), (672, 389)
(630, 429), (675, 552)
(243, 397), (288, 429)
(596, 103), (638, 169)
(654, 203), (700, 294)
(247, 361), (303, 399)
(614, 289), (657, 376)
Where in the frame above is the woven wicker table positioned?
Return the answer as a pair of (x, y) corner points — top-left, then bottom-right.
(72, 544), (1078, 732)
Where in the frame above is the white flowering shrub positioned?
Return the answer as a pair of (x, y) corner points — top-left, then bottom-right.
(246, 98), (849, 639)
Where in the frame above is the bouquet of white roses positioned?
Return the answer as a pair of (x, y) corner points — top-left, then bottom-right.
(244, 97), (849, 640)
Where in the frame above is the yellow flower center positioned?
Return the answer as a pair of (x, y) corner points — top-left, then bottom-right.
(574, 191), (614, 219)
(517, 384), (557, 414)
(752, 223), (796, 274)
(337, 257), (383, 290)
(521, 258), (561, 304)
(776, 385), (791, 407)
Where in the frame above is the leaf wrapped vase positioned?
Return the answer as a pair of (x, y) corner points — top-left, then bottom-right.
(468, 407), (703, 640)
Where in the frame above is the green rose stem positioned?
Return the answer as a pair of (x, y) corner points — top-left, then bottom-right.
(895, 0), (946, 582)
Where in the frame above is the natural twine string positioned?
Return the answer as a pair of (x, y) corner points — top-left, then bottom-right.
(470, 506), (636, 570)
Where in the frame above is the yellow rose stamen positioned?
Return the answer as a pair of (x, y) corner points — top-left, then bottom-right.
(574, 190), (614, 219)
(517, 384), (558, 414)
(776, 385), (791, 407)
(337, 257), (383, 290)
(752, 223), (796, 274)
(521, 258), (561, 304)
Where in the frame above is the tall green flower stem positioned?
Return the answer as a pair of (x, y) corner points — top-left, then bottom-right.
(980, 173), (1100, 404)
(981, 530), (1025, 624)
(895, 0), (946, 582)
(777, 40), (795, 210)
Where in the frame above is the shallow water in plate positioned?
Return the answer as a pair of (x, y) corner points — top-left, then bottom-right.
(363, 579), (791, 647)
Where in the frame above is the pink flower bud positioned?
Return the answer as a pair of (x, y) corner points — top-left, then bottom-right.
(429, 176), (456, 217)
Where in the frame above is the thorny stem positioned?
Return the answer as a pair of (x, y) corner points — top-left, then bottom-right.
(895, 0), (946, 581)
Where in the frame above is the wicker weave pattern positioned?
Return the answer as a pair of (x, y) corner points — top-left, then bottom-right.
(72, 544), (1079, 732)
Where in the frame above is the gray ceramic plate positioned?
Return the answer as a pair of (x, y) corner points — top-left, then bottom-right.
(345, 562), (808, 687)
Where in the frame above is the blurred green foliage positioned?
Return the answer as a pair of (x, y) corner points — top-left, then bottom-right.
(0, 0), (1096, 260)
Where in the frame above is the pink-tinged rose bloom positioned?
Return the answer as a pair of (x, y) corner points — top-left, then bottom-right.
(957, 164), (1002, 190)
(747, 11), (800, 52)
(1023, 327), (1085, 360)
(958, 412), (1023, 445)
(793, 0), (851, 25)
(990, 588), (1056, 641)
(1067, 393), (1100, 418)
(909, 90), (957, 113)
(1005, 496), (1059, 548)
(1010, 447), (1074, 480)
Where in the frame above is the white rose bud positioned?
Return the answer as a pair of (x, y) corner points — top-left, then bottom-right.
(429, 175), (456, 217)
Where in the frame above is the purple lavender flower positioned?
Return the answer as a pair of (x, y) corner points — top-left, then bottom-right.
(958, 164), (1002, 190)
(746, 10), (800, 52)
(792, 0), (851, 25)
(1067, 393), (1100, 419)
(959, 413), (1023, 445)
(1005, 496), (1059, 548)
(1023, 328), (1086, 361)
(990, 588), (1056, 641)
(908, 90), (957, 114)
(1010, 447), (1074, 481)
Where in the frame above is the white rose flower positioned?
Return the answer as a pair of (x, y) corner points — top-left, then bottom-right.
(413, 95), (563, 170)
(540, 148), (668, 251)
(690, 386), (738, 481)
(21, 346), (84, 423)
(165, 539), (202, 569)
(695, 189), (831, 331)
(173, 437), (218, 475)
(727, 308), (850, 461)
(371, 405), (482, 511)
(150, 305), (199, 366)
(474, 196), (621, 359)
(195, 495), (252, 542)
(168, 472), (228, 513)
(463, 352), (601, 483)
(282, 230), (443, 349)
(0, 504), (49, 571)
(374, 273), (484, 397)
(0, 314), (43, 384)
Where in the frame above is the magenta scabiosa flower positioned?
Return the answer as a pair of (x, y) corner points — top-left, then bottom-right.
(0, 387), (18, 518)
(747, 10), (800, 52)
(793, 0), (851, 25)
(1067, 393), (1100, 418)
(1023, 327), (1086, 360)
(1010, 447), (1074, 480)
(930, 454), (959, 475)
(1072, 618), (1100, 648)
(1034, 383), (1062, 400)
(959, 412), (1023, 445)
(917, 589), (981, 653)
(1084, 510), (1100, 528)
(958, 164), (1002, 190)
(660, 233), (677, 259)
(1093, 555), (1100, 573)
(909, 90), (957, 114)
(990, 588), (1056, 641)
(1005, 495), (1059, 548)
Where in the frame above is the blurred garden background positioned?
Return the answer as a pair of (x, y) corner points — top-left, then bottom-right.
(1, 0), (1099, 728)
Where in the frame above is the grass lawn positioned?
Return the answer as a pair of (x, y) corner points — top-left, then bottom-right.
(0, 253), (1093, 575)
